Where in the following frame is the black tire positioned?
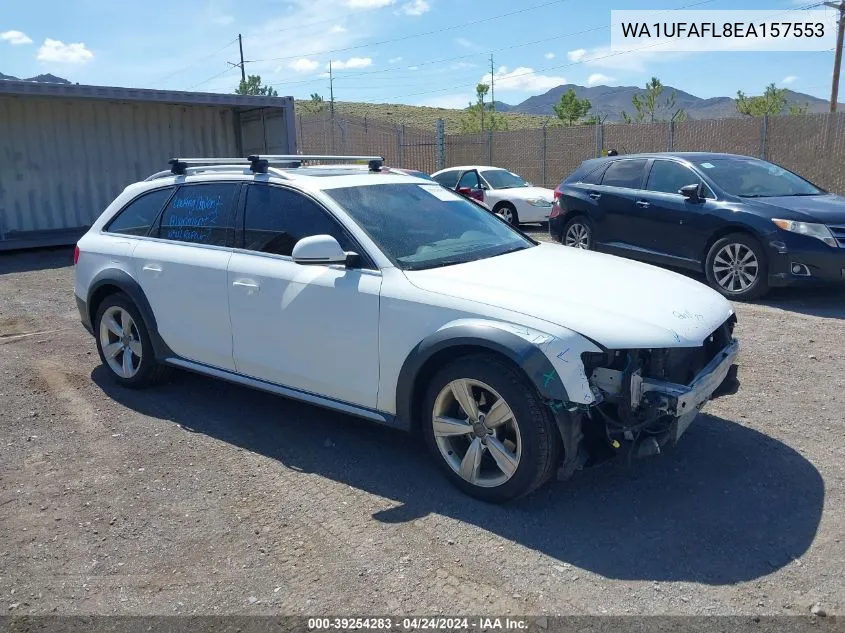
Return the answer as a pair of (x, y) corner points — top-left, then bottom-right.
(94, 292), (171, 388)
(705, 233), (770, 301)
(495, 203), (519, 226)
(421, 354), (559, 503)
(561, 215), (593, 249)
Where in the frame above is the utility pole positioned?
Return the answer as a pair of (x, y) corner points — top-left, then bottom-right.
(826, 1), (845, 112)
(490, 54), (495, 115)
(329, 60), (335, 121)
(238, 34), (246, 82)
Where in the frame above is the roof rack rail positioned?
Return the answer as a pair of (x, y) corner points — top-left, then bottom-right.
(168, 157), (249, 176)
(247, 154), (385, 173)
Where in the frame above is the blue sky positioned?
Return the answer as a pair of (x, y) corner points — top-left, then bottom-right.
(1, 0), (840, 109)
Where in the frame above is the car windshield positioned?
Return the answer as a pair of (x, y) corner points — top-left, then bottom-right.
(697, 158), (823, 197)
(481, 169), (529, 189)
(325, 183), (534, 271)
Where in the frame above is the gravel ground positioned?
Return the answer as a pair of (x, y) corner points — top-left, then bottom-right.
(0, 230), (843, 616)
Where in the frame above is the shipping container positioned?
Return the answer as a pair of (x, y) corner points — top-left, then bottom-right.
(0, 80), (296, 250)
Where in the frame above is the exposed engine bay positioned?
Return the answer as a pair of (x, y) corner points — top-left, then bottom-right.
(557, 315), (740, 478)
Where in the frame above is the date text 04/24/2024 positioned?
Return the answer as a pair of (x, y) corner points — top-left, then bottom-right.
(307, 617), (529, 630)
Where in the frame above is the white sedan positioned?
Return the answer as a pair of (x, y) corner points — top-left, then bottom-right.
(431, 165), (555, 225)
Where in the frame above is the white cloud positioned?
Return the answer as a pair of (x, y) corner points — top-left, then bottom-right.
(330, 56), (373, 69)
(782, 75), (798, 85)
(347, 0), (394, 7)
(450, 61), (476, 70)
(567, 49), (586, 62)
(408, 65), (419, 71)
(389, 56), (403, 63)
(481, 66), (566, 92)
(587, 73), (614, 86)
(289, 58), (320, 72)
(211, 14), (234, 25)
(1, 30), (33, 45)
(401, 0), (430, 15)
(455, 37), (474, 49)
(36, 39), (94, 64)
(544, 52), (555, 60)
(417, 94), (472, 109)
(567, 44), (681, 72)
(330, 24), (348, 33)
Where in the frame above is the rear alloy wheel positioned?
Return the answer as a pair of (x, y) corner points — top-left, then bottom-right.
(496, 203), (519, 226)
(562, 216), (592, 249)
(705, 233), (769, 300)
(94, 293), (171, 387)
(422, 355), (559, 502)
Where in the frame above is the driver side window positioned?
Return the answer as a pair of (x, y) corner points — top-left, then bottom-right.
(457, 171), (481, 190)
(647, 160), (713, 198)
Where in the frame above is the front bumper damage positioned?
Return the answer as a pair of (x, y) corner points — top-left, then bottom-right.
(551, 319), (740, 479)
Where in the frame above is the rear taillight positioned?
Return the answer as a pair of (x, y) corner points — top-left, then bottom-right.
(73, 245), (80, 265)
(553, 186), (562, 201)
(549, 187), (563, 219)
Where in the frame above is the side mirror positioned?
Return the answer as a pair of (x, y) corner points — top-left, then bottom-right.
(457, 186), (471, 196)
(679, 183), (703, 201)
(292, 235), (357, 267)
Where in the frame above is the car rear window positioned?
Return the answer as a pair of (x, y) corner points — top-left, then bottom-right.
(156, 183), (238, 247)
(601, 159), (648, 189)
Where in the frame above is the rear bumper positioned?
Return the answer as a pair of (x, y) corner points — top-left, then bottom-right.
(76, 294), (93, 335)
(767, 234), (845, 287)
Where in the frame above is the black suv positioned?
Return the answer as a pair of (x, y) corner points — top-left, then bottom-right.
(550, 152), (845, 300)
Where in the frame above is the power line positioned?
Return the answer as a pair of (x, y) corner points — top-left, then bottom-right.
(250, 0), (575, 63)
(153, 37), (238, 84)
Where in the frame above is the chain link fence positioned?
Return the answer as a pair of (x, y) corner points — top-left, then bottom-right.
(296, 112), (845, 193)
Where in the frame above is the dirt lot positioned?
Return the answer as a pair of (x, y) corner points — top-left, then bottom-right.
(1, 231), (843, 616)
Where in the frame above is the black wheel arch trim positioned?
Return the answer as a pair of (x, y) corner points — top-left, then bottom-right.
(85, 269), (176, 360)
(395, 324), (570, 432)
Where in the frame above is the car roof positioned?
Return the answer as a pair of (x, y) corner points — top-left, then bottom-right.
(596, 152), (759, 162)
(432, 165), (510, 175)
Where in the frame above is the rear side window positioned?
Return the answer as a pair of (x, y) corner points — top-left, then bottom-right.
(580, 165), (608, 185)
(601, 159), (648, 189)
(433, 170), (460, 188)
(106, 188), (173, 236)
(157, 183), (238, 247)
(242, 185), (353, 257)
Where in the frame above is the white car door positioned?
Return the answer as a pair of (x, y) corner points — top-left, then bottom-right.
(227, 183), (381, 409)
(133, 182), (239, 371)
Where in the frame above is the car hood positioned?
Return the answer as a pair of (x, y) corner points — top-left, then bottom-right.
(404, 244), (734, 349)
(497, 186), (555, 202)
(749, 193), (845, 223)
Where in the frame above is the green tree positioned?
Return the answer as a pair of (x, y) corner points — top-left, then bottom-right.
(234, 74), (278, 97)
(622, 76), (686, 123)
(788, 102), (809, 116)
(553, 88), (592, 126)
(460, 83), (507, 132)
(735, 83), (786, 117)
(301, 93), (326, 115)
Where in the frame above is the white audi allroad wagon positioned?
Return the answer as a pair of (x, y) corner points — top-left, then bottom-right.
(74, 155), (740, 502)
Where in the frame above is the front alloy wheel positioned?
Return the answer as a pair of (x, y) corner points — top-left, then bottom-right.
(705, 233), (770, 300)
(422, 354), (559, 502)
(432, 379), (521, 488)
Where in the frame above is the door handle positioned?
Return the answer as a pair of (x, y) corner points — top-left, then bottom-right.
(588, 192), (602, 200)
(232, 279), (260, 292)
(635, 200), (651, 208)
(142, 264), (162, 273)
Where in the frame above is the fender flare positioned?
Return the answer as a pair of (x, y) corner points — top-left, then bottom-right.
(86, 269), (175, 360)
(394, 323), (571, 431)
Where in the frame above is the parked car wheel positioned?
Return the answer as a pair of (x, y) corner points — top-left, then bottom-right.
(422, 354), (559, 503)
(705, 233), (770, 300)
(495, 203), (519, 226)
(95, 293), (171, 388)
(562, 216), (593, 249)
